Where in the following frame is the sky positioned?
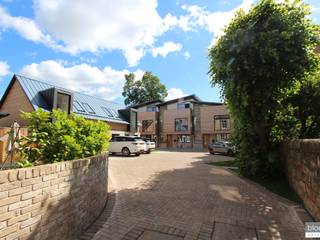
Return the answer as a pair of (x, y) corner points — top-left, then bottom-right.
(0, 0), (319, 105)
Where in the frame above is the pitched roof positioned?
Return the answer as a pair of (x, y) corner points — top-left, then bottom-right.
(130, 94), (224, 108)
(130, 99), (164, 109)
(158, 94), (202, 106)
(3, 74), (129, 124)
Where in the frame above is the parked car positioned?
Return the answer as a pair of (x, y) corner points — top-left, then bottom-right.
(208, 141), (235, 156)
(109, 136), (146, 156)
(134, 137), (156, 153)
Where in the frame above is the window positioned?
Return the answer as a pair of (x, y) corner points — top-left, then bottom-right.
(142, 120), (153, 132)
(74, 101), (85, 112)
(175, 118), (188, 132)
(101, 107), (113, 117)
(57, 93), (71, 113)
(147, 106), (157, 112)
(109, 109), (120, 118)
(214, 115), (230, 131)
(177, 102), (190, 109)
(177, 135), (191, 143)
(221, 119), (228, 129)
(82, 103), (95, 114)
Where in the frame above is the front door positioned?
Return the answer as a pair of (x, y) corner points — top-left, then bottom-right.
(203, 134), (212, 148)
(167, 135), (173, 148)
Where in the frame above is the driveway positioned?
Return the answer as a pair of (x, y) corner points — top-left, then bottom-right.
(82, 151), (306, 240)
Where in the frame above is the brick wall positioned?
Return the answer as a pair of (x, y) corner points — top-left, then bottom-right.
(0, 154), (108, 240)
(0, 80), (35, 127)
(200, 105), (230, 134)
(283, 140), (320, 221)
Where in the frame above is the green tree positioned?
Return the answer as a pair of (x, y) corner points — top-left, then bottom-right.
(122, 71), (167, 106)
(19, 109), (110, 165)
(288, 70), (320, 138)
(209, 0), (320, 176)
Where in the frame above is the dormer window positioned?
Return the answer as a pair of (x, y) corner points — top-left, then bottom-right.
(57, 92), (71, 113)
(40, 87), (73, 114)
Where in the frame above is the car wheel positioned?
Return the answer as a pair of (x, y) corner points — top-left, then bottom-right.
(122, 147), (130, 156)
(209, 150), (214, 155)
(227, 150), (233, 156)
(146, 150), (151, 154)
(135, 152), (140, 156)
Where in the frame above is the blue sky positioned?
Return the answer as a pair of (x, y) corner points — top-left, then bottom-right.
(0, 0), (319, 105)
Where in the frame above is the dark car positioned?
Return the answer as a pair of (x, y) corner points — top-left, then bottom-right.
(208, 141), (235, 156)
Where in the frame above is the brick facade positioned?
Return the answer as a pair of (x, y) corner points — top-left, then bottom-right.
(0, 80), (34, 127)
(135, 98), (232, 149)
(283, 140), (320, 221)
(0, 154), (109, 240)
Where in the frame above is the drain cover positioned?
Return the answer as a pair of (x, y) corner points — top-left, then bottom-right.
(139, 230), (183, 240)
(212, 222), (257, 240)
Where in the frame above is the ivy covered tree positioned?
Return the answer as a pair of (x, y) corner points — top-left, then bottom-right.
(209, 0), (320, 176)
(122, 71), (167, 106)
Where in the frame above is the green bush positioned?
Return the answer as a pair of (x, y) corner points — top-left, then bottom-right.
(19, 109), (110, 165)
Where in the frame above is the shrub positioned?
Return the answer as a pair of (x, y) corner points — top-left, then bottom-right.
(19, 109), (110, 165)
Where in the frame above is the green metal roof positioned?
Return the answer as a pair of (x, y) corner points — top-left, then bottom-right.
(14, 74), (129, 124)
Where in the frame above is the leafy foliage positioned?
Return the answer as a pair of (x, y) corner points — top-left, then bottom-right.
(19, 109), (110, 165)
(122, 71), (167, 106)
(209, 0), (320, 176)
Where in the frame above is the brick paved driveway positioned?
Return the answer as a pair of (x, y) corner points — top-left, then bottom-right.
(84, 151), (306, 240)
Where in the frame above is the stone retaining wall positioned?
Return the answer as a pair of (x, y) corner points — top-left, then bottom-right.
(283, 140), (320, 221)
(0, 154), (108, 240)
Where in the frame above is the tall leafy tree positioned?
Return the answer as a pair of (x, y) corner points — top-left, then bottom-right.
(209, 0), (320, 176)
(122, 72), (167, 106)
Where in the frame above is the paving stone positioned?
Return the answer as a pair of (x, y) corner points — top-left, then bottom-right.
(78, 151), (306, 240)
(138, 230), (183, 240)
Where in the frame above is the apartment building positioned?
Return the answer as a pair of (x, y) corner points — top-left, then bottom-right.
(132, 95), (232, 149)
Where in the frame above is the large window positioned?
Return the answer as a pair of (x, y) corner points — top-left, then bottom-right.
(214, 115), (230, 130)
(142, 120), (153, 132)
(57, 93), (71, 113)
(175, 118), (188, 132)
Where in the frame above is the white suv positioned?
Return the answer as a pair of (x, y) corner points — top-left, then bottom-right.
(109, 136), (146, 156)
(134, 137), (156, 153)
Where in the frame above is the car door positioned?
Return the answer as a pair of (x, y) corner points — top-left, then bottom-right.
(213, 142), (223, 153)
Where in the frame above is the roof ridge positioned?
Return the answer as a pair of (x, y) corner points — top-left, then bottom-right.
(15, 73), (123, 107)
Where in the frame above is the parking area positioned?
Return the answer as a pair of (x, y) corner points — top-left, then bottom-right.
(83, 150), (305, 240)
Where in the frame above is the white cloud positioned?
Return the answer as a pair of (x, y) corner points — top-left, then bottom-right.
(176, 0), (254, 45)
(20, 60), (144, 100)
(0, 61), (10, 79)
(151, 42), (182, 58)
(184, 51), (191, 60)
(0, 1), (181, 66)
(165, 88), (186, 100)
(0, 0), (254, 64)
(0, 6), (58, 48)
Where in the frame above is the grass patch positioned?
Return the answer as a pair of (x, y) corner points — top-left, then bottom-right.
(207, 160), (301, 204)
